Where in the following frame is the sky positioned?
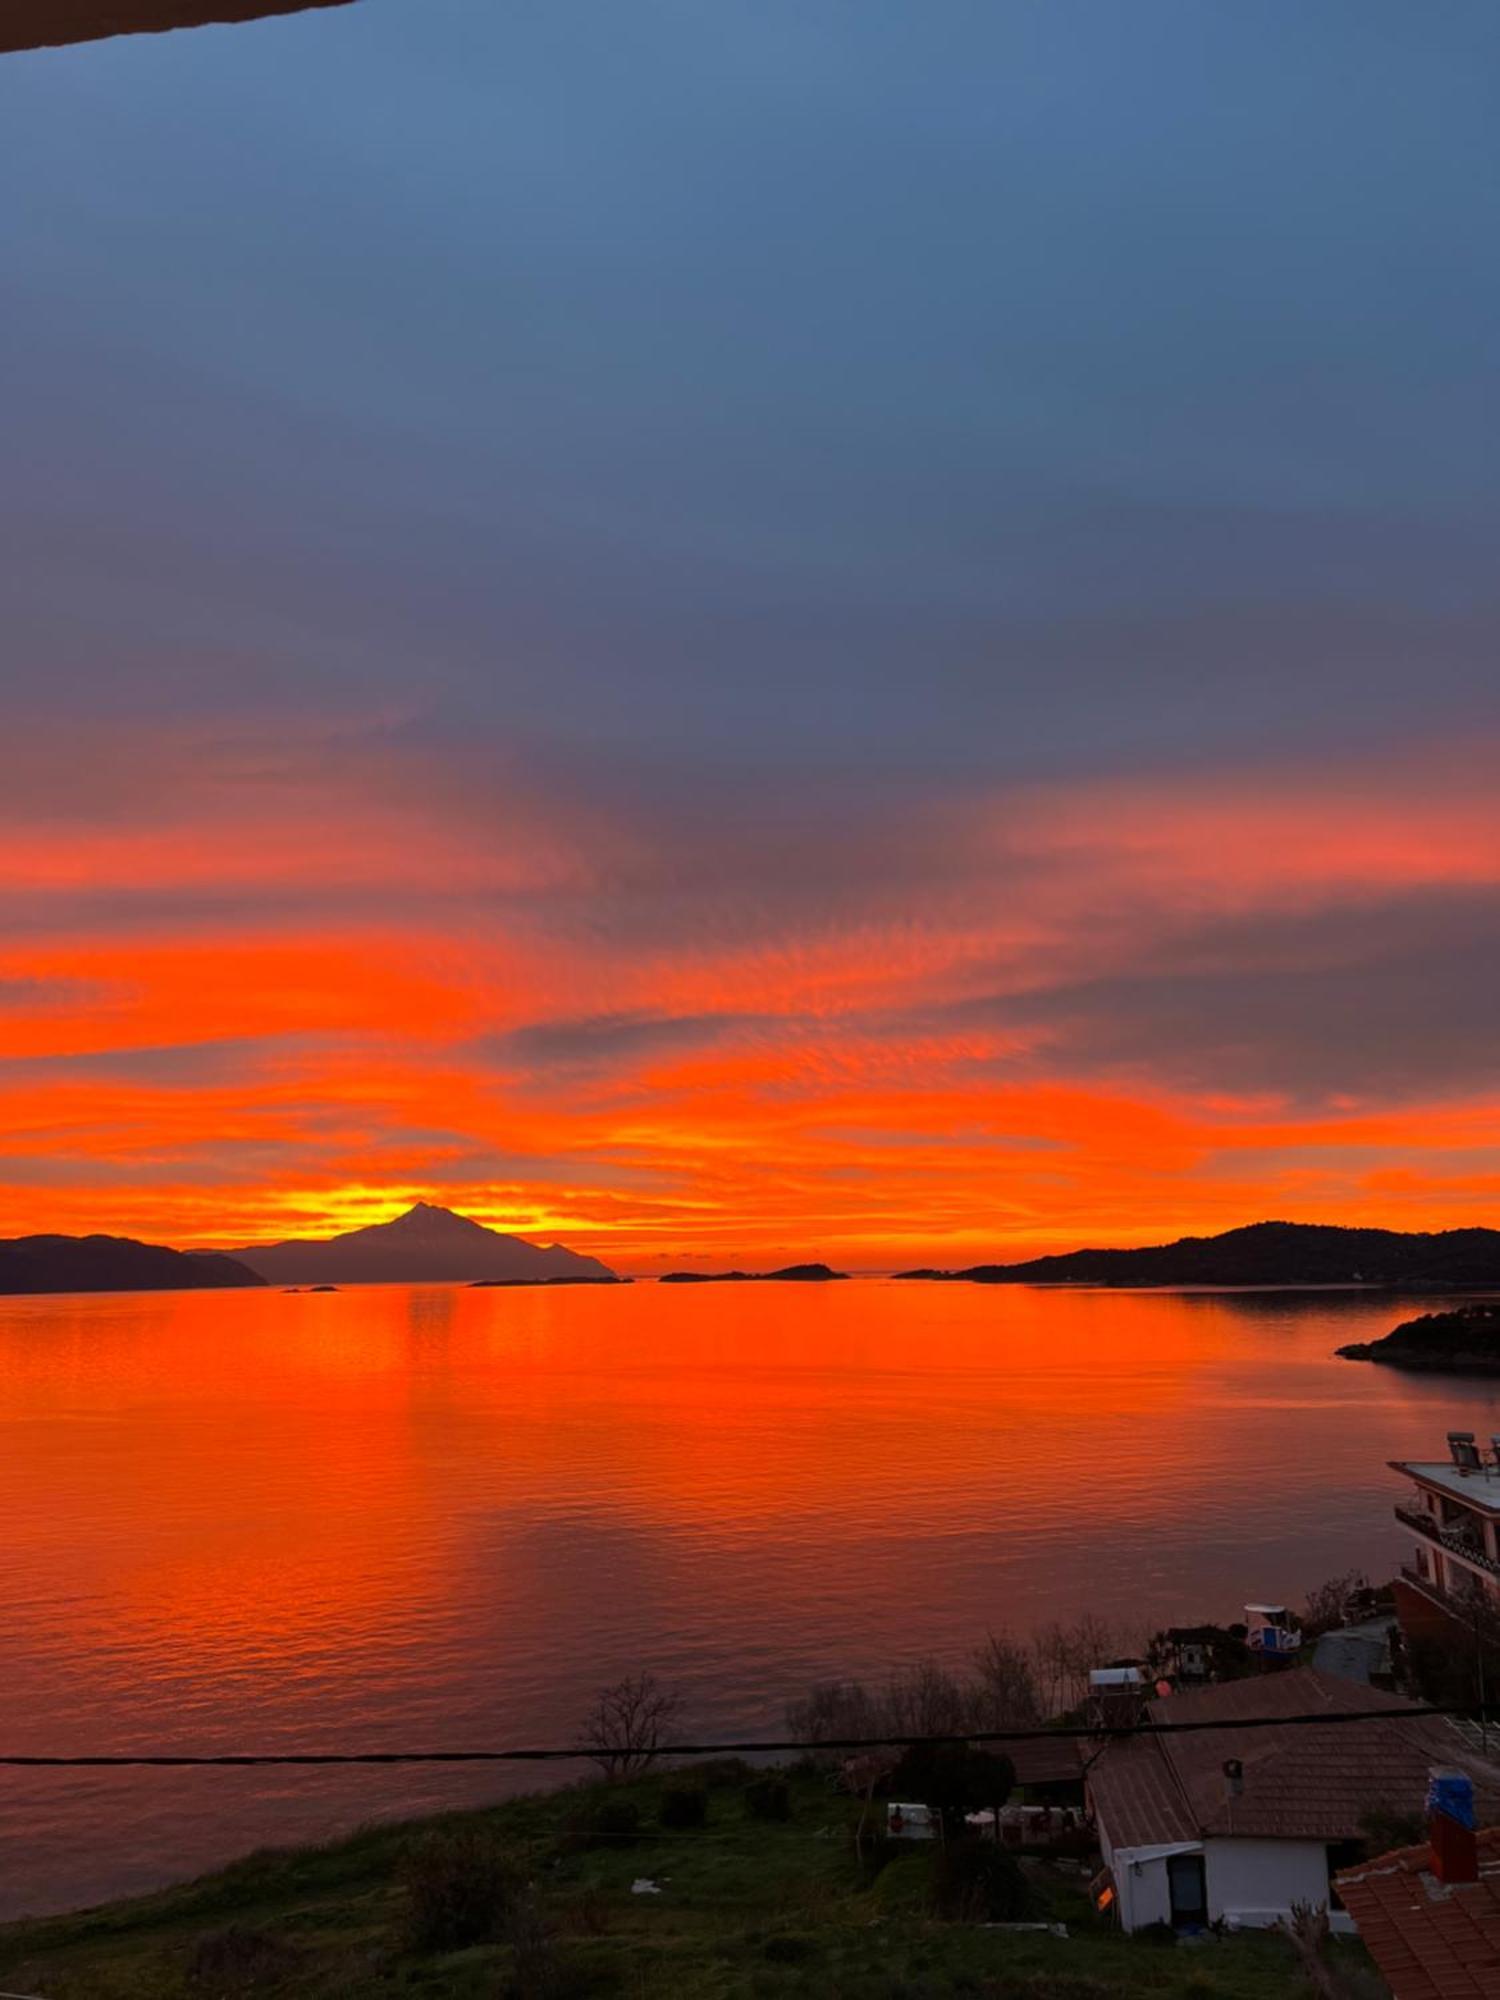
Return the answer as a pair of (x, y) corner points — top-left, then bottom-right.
(2, 0), (1498, 1269)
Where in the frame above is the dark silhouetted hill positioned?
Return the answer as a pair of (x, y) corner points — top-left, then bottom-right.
(1339, 1303), (1500, 1372)
(896, 1221), (1500, 1290)
(236, 1202), (615, 1286)
(0, 1234), (264, 1295)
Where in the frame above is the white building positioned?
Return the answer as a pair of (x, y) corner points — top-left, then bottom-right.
(1392, 1430), (1500, 1630)
(1088, 1667), (1500, 1934)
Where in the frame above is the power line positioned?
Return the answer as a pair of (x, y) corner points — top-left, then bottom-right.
(0, 1703), (1478, 1768)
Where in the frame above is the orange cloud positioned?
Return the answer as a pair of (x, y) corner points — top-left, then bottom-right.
(3, 723), (1500, 1265)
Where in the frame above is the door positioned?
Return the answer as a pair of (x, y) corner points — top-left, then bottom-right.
(1167, 1852), (1208, 1930)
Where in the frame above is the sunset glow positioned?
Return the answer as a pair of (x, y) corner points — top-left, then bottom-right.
(4, 2), (1497, 1269)
(4, 725), (1499, 1267)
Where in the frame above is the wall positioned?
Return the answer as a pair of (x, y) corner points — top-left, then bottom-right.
(1205, 1837), (1335, 1928)
(1107, 1836), (1352, 1934)
(1101, 1835), (1196, 1932)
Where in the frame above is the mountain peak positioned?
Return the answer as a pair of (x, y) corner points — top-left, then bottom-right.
(236, 1202), (615, 1284)
(373, 1201), (489, 1237)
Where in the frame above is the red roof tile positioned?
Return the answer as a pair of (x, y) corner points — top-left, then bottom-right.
(1336, 1827), (1500, 2000)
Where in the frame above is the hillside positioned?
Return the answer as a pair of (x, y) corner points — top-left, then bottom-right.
(236, 1202), (615, 1287)
(1339, 1302), (1500, 1372)
(899, 1220), (1500, 1290)
(0, 1765), (1350, 1999)
(0, 1234), (263, 1297)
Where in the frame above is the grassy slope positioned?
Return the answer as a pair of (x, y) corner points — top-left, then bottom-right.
(0, 1766), (1379, 1998)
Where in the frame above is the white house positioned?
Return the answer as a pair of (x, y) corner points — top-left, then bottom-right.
(1088, 1667), (1500, 1934)
(1391, 1430), (1500, 1635)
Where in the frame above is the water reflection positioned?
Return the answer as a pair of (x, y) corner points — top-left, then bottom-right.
(1, 1279), (1497, 1916)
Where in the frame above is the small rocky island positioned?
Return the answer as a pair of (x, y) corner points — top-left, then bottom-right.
(659, 1264), (847, 1283)
(1338, 1303), (1500, 1372)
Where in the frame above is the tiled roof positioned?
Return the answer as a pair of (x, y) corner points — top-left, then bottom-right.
(1336, 1828), (1500, 2000)
(1089, 1668), (1500, 1848)
(1088, 1730), (1196, 1848)
(1006, 1735), (1083, 1789)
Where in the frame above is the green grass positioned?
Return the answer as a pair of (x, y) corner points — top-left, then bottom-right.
(0, 1765), (1380, 1997)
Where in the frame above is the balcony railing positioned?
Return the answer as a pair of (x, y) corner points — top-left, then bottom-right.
(1400, 1563), (1497, 1616)
(1395, 1501), (1500, 1577)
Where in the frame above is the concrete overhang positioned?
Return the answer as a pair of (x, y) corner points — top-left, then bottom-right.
(2, 2), (356, 55)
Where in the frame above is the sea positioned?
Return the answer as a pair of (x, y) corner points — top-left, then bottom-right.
(1, 1276), (1496, 1918)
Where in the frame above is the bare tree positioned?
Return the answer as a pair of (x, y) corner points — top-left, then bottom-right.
(1302, 1570), (1372, 1637)
(839, 1748), (900, 1866)
(882, 1658), (973, 1739)
(578, 1672), (683, 1783)
(970, 1631), (1042, 1727)
(1279, 1899), (1377, 2000)
(785, 1678), (881, 1747)
(1031, 1614), (1120, 1715)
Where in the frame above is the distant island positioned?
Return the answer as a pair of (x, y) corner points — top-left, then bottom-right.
(659, 1263), (847, 1283)
(468, 1273), (627, 1289)
(0, 1234), (263, 1296)
(895, 1220), (1500, 1290)
(235, 1202), (616, 1287)
(1338, 1303), (1500, 1372)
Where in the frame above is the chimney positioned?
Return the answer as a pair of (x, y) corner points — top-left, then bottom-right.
(1427, 1769), (1479, 1886)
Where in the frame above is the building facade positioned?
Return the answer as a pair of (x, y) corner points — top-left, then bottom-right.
(1391, 1432), (1500, 1638)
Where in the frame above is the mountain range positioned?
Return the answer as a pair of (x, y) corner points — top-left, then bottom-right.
(0, 1235), (262, 1296)
(897, 1221), (1500, 1289)
(233, 1202), (616, 1286)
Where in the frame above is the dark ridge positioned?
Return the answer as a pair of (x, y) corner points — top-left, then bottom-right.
(0, 1234), (264, 1296)
(899, 1221), (1500, 1291)
(1338, 1303), (1500, 1373)
(1, 2), (356, 55)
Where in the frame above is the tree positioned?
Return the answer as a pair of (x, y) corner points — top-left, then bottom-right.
(578, 1672), (683, 1782)
(970, 1631), (1042, 1726)
(784, 1678), (881, 1748)
(883, 1660), (973, 1740)
(1302, 1570), (1373, 1637)
(889, 1739), (1015, 1841)
(1030, 1614), (1122, 1716)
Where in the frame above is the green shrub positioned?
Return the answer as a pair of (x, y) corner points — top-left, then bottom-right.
(745, 1777), (792, 1821)
(187, 1924), (300, 1990)
(659, 1784), (708, 1829)
(868, 1850), (935, 1916)
(578, 1797), (642, 1847)
(401, 1823), (523, 1952)
(762, 1931), (819, 1963)
(694, 1756), (756, 1789)
(931, 1837), (1032, 1921)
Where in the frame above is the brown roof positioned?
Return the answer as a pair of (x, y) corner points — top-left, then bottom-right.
(1005, 1735), (1083, 1790)
(1090, 1668), (1500, 1848)
(1336, 1828), (1500, 2000)
(1, 2), (354, 55)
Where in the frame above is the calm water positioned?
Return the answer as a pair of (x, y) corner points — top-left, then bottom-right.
(2, 1278), (1497, 1917)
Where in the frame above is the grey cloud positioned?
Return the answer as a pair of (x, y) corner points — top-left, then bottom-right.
(487, 1012), (778, 1077)
(956, 888), (1500, 1106)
